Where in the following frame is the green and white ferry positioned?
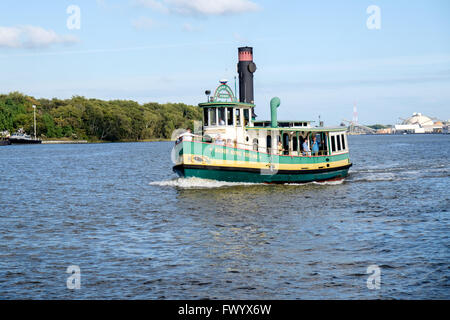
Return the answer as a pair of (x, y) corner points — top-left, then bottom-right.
(173, 47), (352, 183)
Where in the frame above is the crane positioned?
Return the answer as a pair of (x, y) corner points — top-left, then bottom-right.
(342, 119), (376, 135)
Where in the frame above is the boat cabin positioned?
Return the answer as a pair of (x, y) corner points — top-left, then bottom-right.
(195, 81), (348, 158)
(245, 126), (349, 157)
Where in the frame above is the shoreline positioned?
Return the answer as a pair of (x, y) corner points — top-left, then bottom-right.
(41, 138), (172, 144)
(19, 133), (449, 145)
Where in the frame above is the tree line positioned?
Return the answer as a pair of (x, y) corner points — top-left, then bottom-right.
(0, 92), (202, 141)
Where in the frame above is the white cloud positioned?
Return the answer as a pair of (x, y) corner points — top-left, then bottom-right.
(0, 26), (78, 49)
(0, 27), (22, 48)
(135, 0), (260, 16)
(168, 0), (260, 15)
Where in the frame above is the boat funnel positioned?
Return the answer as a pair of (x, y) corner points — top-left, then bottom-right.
(270, 97), (280, 128)
(238, 47), (256, 104)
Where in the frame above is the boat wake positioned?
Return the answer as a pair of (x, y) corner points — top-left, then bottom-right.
(347, 165), (449, 182)
(149, 177), (258, 189)
(150, 177), (346, 189)
(347, 172), (398, 182)
(311, 179), (345, 185)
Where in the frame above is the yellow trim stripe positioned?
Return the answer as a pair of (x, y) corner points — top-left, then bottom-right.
(183, 155), (350, 171)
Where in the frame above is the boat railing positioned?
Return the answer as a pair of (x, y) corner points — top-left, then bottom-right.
(178, 135), (335, 157)
(175, 134), (203, 145)
(228, 142), (330, 157)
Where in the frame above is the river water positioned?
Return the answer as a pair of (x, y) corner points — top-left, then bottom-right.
(0, 135), (448, 299)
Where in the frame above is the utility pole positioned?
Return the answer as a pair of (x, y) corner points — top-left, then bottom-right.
(33, 105), (37, 139)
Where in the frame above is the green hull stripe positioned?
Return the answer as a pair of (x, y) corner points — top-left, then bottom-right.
(173, 166), (350, 183)
(175, 167), (350, 183)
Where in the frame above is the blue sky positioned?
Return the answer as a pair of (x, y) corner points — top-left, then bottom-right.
(0, 0), (449, 125)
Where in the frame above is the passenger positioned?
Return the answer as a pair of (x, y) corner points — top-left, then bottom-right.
(302, 140), (311, 156)
(219, 118), (225, 125)
(226, 139), (232, 147)
(277, 141), (284, 155)
(312, 136), (319, 156)
(215, 135), (225, 146)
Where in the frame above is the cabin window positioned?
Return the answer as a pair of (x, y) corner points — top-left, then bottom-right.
(218, 107), (226, 125)
(235, 108), (241, 126)
(267, 134), (272, 153)
(336, 134), (341, 151)
(292, 136), (298, 152)
(203, 108), (209, 126)
(209, 108), (217, 126)
(227, 108), (233, 125)
(282, 133), (289, 155)
(341, 134), (346, 150)
(243, 109), (250, 126)
(331, 135), (336, 152)
(253, 138), (258, 151)
(320, 133), (328, 155)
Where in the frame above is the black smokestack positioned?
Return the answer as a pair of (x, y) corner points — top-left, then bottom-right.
(238, 47), (257, 104)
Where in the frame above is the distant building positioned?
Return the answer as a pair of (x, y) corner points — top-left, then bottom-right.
(403, 113), (434, 126)
(394, 113), (444, 134)
(376, 128), (392, 134)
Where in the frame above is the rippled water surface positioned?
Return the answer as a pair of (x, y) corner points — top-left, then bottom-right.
(0, 135), (449, 299)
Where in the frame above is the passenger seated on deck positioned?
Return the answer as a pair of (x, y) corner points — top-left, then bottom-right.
(226, 139), (232, 147)
(302, 140), (311, 156)
(219, 118), (225, 125)
(312, 136), (319, 156)
(215, 135), (225, 146)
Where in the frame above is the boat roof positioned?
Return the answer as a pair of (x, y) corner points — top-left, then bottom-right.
(254, 120), (313, 125)
(246, 126), (347, 132)
(198, 102), (255, 108)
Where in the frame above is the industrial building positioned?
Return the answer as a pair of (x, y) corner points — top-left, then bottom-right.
(393, 113), (445, 134)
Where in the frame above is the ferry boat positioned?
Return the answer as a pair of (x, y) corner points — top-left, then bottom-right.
(172, 47), (352, 183)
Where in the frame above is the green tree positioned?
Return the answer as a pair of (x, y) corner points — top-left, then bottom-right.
(0, 92), (202, 141)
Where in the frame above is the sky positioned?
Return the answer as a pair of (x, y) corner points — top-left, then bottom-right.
(0, 0), (449, 125)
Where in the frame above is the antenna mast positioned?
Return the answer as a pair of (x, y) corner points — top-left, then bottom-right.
(352, 102), (358, 124)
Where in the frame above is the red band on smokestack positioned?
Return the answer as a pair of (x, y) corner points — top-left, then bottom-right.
(239, 51), (253, 61)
